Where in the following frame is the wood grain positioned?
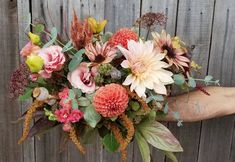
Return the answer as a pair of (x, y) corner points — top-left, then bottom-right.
(0, 0), (23, 162)
(198, 0), (235, 161)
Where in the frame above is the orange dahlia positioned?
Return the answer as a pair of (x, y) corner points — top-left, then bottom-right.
(93, 84), (129, 117)
(108, 28), (138, 49)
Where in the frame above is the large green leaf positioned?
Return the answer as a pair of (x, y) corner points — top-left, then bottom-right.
(102, 133), (120, 152)
(173, 74), (185, 85)
(18, 88), (33, 101)
(81, 127), (98, 144)
(137, 121), (183, 152)
(84, 104), (101, 128)
(77, 97), (90, 107)
(135, 131), (151, 162)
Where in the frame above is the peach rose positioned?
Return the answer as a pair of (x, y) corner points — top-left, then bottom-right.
(20, 41), (40, 57)
(38, 46), (65, 78)
(67, 62), (97, 93)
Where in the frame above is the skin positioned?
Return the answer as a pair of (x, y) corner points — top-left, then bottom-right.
(164, 87), (235, 122)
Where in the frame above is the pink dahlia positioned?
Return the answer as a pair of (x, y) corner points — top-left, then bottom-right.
(85, 42), (117, 66)
(152, 30), (190, 71)
(93, 84), (129, 117)
(108, 28), (138, 49)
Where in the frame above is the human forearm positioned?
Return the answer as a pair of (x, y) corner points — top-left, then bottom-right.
(164, 87), (235, 122)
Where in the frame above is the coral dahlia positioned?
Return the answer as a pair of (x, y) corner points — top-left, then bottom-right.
(93, 84), (129, 117)
(108, 28), (138, 49)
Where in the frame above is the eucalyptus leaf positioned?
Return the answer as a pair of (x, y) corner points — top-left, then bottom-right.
(74, 49), (86, 58)
(102, 133), (120, 152)
(68, 56), (83, 71)
(188, 77), (196, 88)
(146, 94), (164, 103)
(62, 40), (72, 52)
(72, 99), (78, 109)
(204, 75), (213, 82)
(69, 89), (75, 99)
(137, 121), (183, 152)
(43, 27), (57, 48)
(77, 97), (90, 107)
(18, 88), (33, 101)
(84, 105), (101, 128)
(135, 132), (151, 162)
(173, 74), (185, 85)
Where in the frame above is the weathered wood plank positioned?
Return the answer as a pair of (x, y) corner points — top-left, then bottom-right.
(17, 0), (36, 162)
(198, 0), (235, 161)
(30, 1), (68, 162)
(0, 0), (23, 162)
(167, 1), (215, 162)
(138, 1), (178, 162)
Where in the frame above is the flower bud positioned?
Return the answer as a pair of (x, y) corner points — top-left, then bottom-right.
(28, 32), (41, 45)
(26, 54), (44, 72)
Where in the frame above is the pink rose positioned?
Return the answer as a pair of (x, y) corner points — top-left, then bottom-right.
(58, 88), (69, 99)
(67, 62), (97, 93)
(38, 46), (65, 78)
(20, 41), (40, 57)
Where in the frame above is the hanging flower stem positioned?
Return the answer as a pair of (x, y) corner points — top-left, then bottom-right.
(69, 125), (86, 154)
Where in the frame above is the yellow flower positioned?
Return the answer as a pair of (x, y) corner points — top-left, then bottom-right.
(191, 60), (202, 71)
(26, 54), (44, 72)
(88, 17), (107, 34)
(172, 36), (181, 49)
(28, 32), (41, 45)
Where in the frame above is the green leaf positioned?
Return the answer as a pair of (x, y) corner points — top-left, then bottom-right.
(163, 103), (169, 114)
(81, 127), (98, 144)
(163, 151), (178, 162)
(130, 100), (140, 111)
(85, 93), (95, 102)
(204, 75), (213, 82)
(69, 89), (75, 99)
(62, 40), (73, 52)
(146, 94), (164, 103)
(68, 56), (83, 71)
(34, 24), (45, 33)
(84, 105), (101, 128)
(18, 88), (33, 101)
(173, 74), (185, 85)
(135, 132), (151, 162)
(188, 77), (196, 88)
(72, 99), (78, 109)
(43, 27), (57, 48)
(74, 49), (86, 58)
(77, 97), (90, 107)
(102, 133), (120, 152)
(137, 121), (183, 152)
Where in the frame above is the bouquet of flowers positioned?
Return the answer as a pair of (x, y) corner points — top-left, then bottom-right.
(9, 12), (219, 162)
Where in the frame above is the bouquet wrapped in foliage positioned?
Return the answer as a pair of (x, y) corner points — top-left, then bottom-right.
(10, 12), (219, 162)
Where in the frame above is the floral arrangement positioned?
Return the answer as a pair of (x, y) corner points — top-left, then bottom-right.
(10, 12), (219, 162)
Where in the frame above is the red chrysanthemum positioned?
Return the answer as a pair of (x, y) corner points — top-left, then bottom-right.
(93, 84), (129, 117)
(108, 28), (138, 49)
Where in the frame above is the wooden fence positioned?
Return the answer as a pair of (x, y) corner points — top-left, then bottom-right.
(1, 0), (235, 162)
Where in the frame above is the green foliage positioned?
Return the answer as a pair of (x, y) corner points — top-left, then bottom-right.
(135, 131), (151, 162)
(204, 75), (213, 82)
(43, 27), (57, 48)
(98, 64), (113, 75)
(163, 151), (178, 162)
(137, 121), (183, 152)
(71, 99), (78, 109)
(81, 127), (98, 144)
(18, 88), (33, 101)
(44, 108), (57, 121)
(146, 94), (164, 103)
(68, 49), (85, 71)
(130, 100), (140, 111)
(62, 40), (73, 53)
(163, 103), (169, 114)
(102, 32), (113, 42)
(102, 133), (120, 152)
(84, 105), (101, 128)
(34, 24), (45, 33)
(188, 77), (196, 88)
(173, 74), (185, 85)
(77, 97), (90, 107)
(69, 89), (76, 99)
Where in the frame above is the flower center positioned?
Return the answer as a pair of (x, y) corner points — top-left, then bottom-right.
(82, 72), (92, 86)
(131, 61), (146, 76)
(162, 44), (175, 58)
(94, 54), (105, 63)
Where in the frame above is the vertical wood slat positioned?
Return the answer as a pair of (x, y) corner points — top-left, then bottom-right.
(17, 0), (36, 162)
(167, 1), (215, 162)
(198, 0), (235, 161)
(0, 0), (24, 162)
(138, 1), (178, 162)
